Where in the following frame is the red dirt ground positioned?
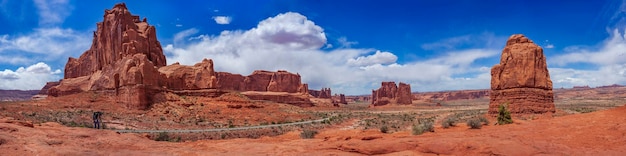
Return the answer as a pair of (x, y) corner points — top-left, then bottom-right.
(1, 103), (624, 155)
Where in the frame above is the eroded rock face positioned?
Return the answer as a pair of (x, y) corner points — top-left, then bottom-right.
(489, 34), (555, 115)
(49, 3), (312, 109)
(65, 3), (166, 79)
(309, 88), (331, 98)
(159, 59), (217, 90)
(371, 82), (412, 106)
(37, 81), (60, 95)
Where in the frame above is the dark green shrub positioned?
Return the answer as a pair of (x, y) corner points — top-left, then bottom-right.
(467, 119), (482, 129)
(300, 129), (318, 139)
(497, 103), (513, 125)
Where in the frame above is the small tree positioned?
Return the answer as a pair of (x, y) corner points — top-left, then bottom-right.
(497, 103), (513, 125)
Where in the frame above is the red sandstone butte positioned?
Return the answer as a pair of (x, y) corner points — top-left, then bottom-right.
(488, 34), (555, 115)
(371, 82), (412, 106)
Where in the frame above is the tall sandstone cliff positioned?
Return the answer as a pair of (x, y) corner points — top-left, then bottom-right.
(371, 82), (412, 106)
(48, 3), (310, 109)
(488, 34), (555, 115)
(65, 3), (166, 79)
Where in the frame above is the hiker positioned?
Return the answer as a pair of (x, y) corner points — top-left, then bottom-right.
(93, 111), (103, 129)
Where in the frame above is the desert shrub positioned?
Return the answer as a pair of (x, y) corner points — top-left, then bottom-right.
(155, 132), (170, 141)
(441, 116), (457, 128)
(467, 119), (482, 129)
(412, 121), (434, 135)
(497, 103), (513, 125)
(478, 116), (489, 125)
(300, 129), (318, 139)
(380, 126), (389, 133)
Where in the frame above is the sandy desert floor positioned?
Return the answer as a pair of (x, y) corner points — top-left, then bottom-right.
(0, 90), (625, 155)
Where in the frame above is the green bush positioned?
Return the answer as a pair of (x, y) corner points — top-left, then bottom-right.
(380, 126), (389, 133)
(300, 129), (318, 139)
(466, 119), (482, 129)
(412, 121), (434, 135)
(497, 103), (513, 125)
(441, 117), (457, 128)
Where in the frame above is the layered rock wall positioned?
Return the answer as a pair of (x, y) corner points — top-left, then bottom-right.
(371, 82), (412, 106)
(488, 34), (555, 115)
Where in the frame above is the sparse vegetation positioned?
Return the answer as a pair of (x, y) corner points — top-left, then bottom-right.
(412, 120), (434, 135)
(466, 119), (482, 129)
(441, 116), (457, 128)
(497, 103), (513, 125)
(380, 126), (389, 133)
(478, 116), (489, 125)
(300, 129), (318, 139)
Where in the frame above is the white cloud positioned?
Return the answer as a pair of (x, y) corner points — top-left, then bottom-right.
(166, 12), (495, 94)
(33, 0), (73, 26)
(337, 37), (358, 48)
(420, 32), (505, 51)
(347, 50), (397, 66)
(550, 29), (626, 66)
(212, 16), (232, 24)
(173, 28), (199, 45)
(547, 28), (626, 88)
(0, 62), (61, 90)
(545, 44), (554, 49)
(0, 28), (90, 64)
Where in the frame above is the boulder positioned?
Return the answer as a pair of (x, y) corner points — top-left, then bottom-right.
(488, 34), (555, 115)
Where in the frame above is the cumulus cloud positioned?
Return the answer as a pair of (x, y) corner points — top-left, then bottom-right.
(0, 28), (90, 64)
(33, 0), (73, 26)
(166, 12), (496, 94)
(0, 62), (61, 90)
(212, 16), (232, 24)
(347, 51), (397, 66)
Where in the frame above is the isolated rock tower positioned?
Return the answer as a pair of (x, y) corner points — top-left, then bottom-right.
(488, 34), (555, 115)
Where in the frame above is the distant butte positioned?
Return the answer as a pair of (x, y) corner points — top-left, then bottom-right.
(47, 3), (312, 109)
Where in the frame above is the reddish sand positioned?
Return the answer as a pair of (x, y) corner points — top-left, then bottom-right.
(1, 104), (625, 155)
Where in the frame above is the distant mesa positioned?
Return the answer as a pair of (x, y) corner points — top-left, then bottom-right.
(309, 88), (331, 99)
(488, 34), (555, 115)
(46, 3), (312, 109)
(370, 82), (412, 106)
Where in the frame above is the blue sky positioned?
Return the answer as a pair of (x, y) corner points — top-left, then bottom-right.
(1, 0), (625, 95)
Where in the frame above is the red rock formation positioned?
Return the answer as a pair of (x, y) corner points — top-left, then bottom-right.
(65, 3), (165, 79)
(339, 94), (347, 104)
(396, 83), (412, 104)
(309, 88), (332, 98)
(414, 90), (490, 101)
(37, 81), (60, 95)
(489, 34), (555, 115)
(371, 82), (412, 106)
(159, 59), (217, 90)
(49, 3), (312, 109)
